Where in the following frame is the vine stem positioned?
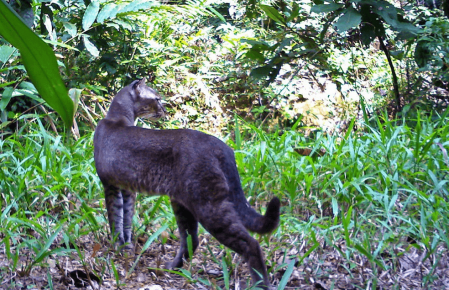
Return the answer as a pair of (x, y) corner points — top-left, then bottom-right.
(378, 35), (401, 113)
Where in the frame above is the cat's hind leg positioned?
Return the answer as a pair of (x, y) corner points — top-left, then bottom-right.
(199, 200), (271, 289)
(166, 200), (199, 269)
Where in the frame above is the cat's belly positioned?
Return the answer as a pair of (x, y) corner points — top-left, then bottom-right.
(110, 166), (175, 197)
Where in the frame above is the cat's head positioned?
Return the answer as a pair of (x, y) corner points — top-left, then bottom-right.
(132, 78), (166, 121)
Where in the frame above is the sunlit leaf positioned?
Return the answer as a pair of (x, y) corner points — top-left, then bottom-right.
(311, 3), (343, 13)
(0, 45), (15, 63)
(69, 88), (82, 114)
(113, 19), (133, 30)
(97, 3), (116, 23)
(82, 0), (100, 30)
(0, 86), (13, 111)
(208, 6), (226, 23)
(122, 0), (156, 13)
(63, 22), (77, 37)
(83, 35), (99, 57)
(260, 5), (285, 24)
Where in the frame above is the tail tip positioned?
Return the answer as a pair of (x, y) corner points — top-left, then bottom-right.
(267, 196), (280, 216)
(263, 196), (280, 233)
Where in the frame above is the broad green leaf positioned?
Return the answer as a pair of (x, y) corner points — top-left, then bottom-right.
(0, 0), (74, 128)
(105, 22), (120, 30)
(82, 0), (100, 30)
(62, 22), (77, 37)
(360, 24), (376, 46)
(97, 3), (116, 23)
(362, 0), (418, 36)
(0, 45), (15, 63)
(110, 3), (128, 19)
(15, 89), (45, 103)
(395, 22), (420, 38)
(311, 3), (344, 13)
(335, 7), (361, 32)
(241, 39), (272, 50)
(18, 80), (35, 90)
(415, 40), (432, 68)
(390, 50), (404, 60)
(69, 88), (82, 114)
(82, 35), (99, 57)
(121, 0), (140, 13)
(260, 5), (285, 24)
(250, 65), (272, 80)
(0, 86), (13, 111)
(113, 19), (133, 30)
(122, 0), (155, 13)
(245, 49), (265, 62)
(363, 0), (398, 27)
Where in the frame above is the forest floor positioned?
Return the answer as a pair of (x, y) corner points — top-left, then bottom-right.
(1, 225), (448, 290)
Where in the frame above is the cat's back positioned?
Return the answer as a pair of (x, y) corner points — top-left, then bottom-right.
(94, 121), (234, 175)
(95, 121), (224, 150)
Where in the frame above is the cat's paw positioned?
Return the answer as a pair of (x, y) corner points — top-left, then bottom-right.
(253, 284), (273, 290)
(122, 243), (135, 255)
(114, 241), (135, 255)
(165, 258), (183, 269)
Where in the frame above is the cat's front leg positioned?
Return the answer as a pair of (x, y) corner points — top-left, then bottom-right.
(105, 185), (125, 248)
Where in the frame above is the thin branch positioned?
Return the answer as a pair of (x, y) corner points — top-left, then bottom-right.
(378, 35), (401, 113)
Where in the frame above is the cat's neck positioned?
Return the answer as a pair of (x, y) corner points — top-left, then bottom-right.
(105, 95), (136, 126)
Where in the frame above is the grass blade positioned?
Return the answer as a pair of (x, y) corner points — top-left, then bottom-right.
(277, 260), (295, 290)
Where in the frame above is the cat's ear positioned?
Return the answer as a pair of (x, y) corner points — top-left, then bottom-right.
(133, 78), (147, 93)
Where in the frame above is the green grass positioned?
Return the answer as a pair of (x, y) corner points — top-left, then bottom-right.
(231, 112), (449, 288)
(0, 111), (448, 289)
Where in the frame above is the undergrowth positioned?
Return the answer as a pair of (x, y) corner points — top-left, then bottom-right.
(0, 111), (448, 289)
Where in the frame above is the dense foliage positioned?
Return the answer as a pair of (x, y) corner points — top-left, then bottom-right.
(2, 0), (448, 132)
(1, 0), (449, 289)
